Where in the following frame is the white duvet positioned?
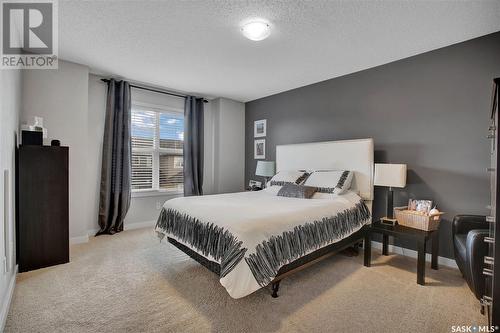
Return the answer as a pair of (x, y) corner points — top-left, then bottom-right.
(155, 187), (370, 298)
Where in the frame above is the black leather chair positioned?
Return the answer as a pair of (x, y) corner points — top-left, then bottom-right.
(452, 215), (489, 301)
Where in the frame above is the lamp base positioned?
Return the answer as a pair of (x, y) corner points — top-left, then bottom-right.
(380, 217), (398, 226)
(386, 188), (394, 219)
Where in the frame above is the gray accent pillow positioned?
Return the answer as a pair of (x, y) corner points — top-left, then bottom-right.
(277, 183), (317, 199)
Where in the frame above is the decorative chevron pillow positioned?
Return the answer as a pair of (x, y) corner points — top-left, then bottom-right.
(304, 170), (353, 194)
(269, 170), (310, 186)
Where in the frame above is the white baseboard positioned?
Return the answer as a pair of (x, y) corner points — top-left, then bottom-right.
(371, 240), (458, 269)
(69, 234), (90, 245)
(71, 220), (157, 245)
(124, 220), (156, 231)
(0, 265), (17, 332)
(87, 229), (98, 238)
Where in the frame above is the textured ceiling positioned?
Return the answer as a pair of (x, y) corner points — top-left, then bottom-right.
(59, 0), (500, 102)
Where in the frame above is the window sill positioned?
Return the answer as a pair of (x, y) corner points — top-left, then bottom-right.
(131, 190), (183, 198)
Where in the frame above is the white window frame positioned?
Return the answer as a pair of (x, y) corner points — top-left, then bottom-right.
(131, 101), (184, 197)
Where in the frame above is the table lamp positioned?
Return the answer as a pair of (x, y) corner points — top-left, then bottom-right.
(374, 163), (407, 225)
(256, 161), (275, 187)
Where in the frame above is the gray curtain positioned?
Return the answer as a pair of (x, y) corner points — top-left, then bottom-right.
(184, 96), (204, 196)
(96, 79), (132, 235)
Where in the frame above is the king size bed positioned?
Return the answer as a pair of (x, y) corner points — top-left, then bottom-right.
(155, 138), (374, 299)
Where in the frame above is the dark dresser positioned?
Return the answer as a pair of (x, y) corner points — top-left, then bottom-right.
(16, 145), (69, 272)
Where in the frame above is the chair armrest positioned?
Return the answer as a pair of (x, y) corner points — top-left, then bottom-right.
(452, 215), (487, 236)
(466, 229), (489, 300)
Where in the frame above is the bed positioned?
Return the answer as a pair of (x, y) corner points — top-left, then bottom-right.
(155, 138), (374, 299)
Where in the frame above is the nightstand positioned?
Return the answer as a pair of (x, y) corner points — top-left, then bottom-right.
(363, 221), (439, 285)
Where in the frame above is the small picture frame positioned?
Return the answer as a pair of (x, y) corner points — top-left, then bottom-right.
(254, 139), (265, 159)
(254, 119), (266, 137)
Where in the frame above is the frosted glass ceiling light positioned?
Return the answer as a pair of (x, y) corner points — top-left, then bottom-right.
(241, 21), (271, 41)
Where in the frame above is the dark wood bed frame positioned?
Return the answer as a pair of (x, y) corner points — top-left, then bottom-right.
(167, 224), (370, 298)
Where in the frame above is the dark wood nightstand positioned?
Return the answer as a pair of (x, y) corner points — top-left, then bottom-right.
(363, 221), (439, 285)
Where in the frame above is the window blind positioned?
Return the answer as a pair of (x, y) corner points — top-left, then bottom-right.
(159, 112), (184, 150)
(130, 107), (184, 192)
(131, 152), (153, 190)
(159, 154), (183, 191)
(131, 110), (155, 149)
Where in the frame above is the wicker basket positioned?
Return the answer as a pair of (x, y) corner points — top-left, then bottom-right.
(394, 206), (445, 231)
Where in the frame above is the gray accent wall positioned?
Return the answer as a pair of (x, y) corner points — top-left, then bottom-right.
(245, 31), (500, 259)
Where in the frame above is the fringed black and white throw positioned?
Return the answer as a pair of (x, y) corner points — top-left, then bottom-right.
(156, 208), (247, 277)
(155, 188), (371, 299)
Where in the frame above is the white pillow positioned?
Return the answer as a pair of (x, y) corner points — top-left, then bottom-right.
(304, 170), (353, 194)
(268, 170), (309, 186)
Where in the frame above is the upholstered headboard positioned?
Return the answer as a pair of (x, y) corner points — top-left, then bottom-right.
(275, 138), (374, 201)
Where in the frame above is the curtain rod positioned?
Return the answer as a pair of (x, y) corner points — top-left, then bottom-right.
(100, 78), (208, 103)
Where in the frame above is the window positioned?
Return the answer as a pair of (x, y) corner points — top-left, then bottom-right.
(131, 104), (184, 193)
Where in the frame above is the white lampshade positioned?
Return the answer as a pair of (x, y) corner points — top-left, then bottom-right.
(255, 161), (275, 177)
(374, 163), (407, 188)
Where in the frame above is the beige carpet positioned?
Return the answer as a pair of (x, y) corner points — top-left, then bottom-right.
(5, 228), (485, 333)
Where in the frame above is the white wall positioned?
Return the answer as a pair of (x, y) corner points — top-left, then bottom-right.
(0, 69), (22, 329)
(20, 61), (245, 242)
(87, 88), (245, 229)
(22, 61), (91, 240)
(0, 60), (244, 328)
(87, 75), (107, 235)
(212, 98), (245, 193)
(87, 75), (216, 229)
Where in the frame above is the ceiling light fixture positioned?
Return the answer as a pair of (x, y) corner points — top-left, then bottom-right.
(241, 21), (271, 41)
